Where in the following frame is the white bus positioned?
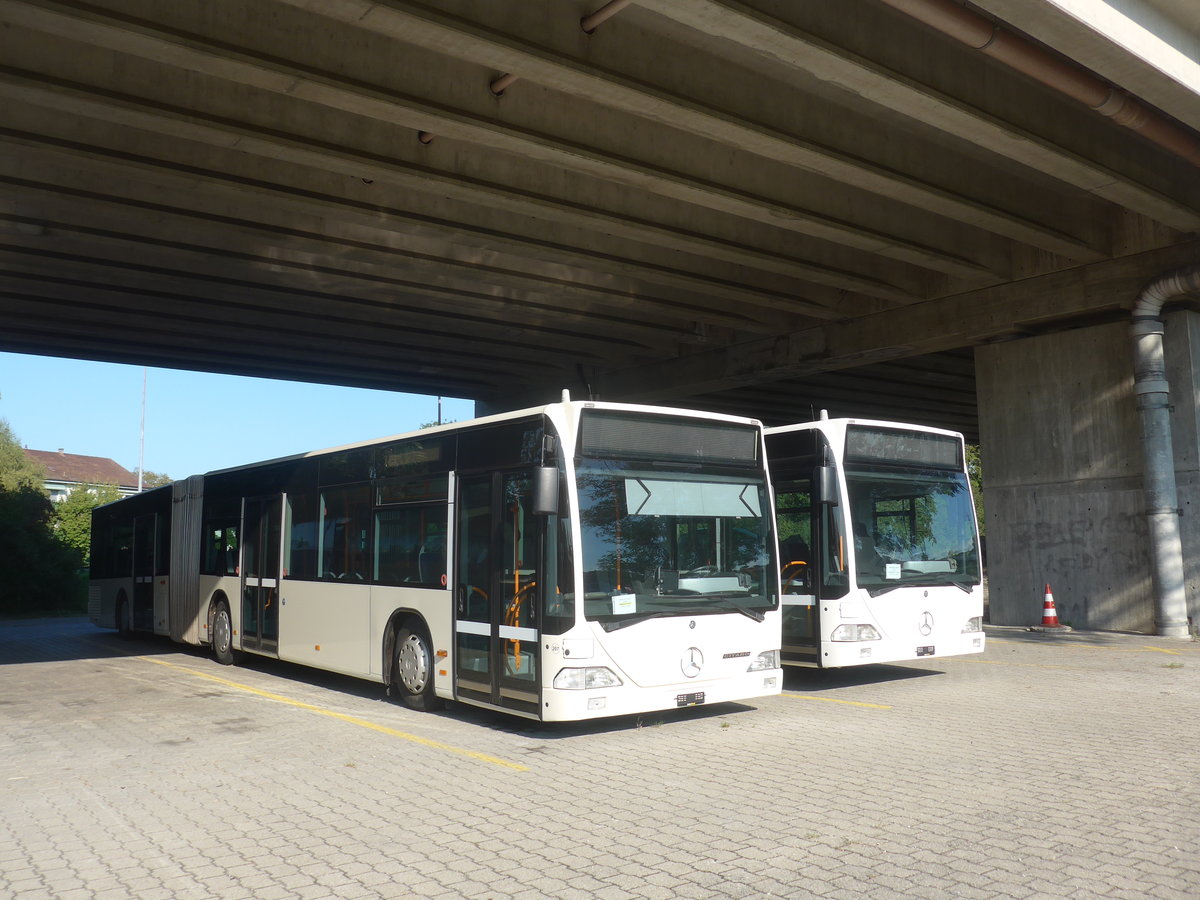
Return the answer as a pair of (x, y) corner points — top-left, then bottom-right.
(765, 417), (985, 668)
(90, 398), (782, 721)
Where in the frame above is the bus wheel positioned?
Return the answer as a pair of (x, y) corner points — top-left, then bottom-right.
(392, 625), (443, 712)
(116, 596), (132, 639)
(212, 602), (237, 666)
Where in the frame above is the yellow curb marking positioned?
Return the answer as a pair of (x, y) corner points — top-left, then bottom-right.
(988, 637), (1192, 656)
(142, 657), (528, 771)
(782, 693), (891, 709)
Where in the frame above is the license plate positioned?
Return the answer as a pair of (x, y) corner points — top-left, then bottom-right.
(916, 645), (935, 657)
(676, 692), (706, 707)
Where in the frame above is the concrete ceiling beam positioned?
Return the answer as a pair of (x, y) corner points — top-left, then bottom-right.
(0, 198), (770, 336)
(0, 77), (905, 304)
(636, 0), (1200, 232)
(1, 0), (1106, 263)
(0, 310), (497, 397)
(0, 131), (842, 320)
(0, 247), (655, 362)
(0, 67), (1001, 285)
(594, 236), (1200, 400)
(272, 0), (1116, 257)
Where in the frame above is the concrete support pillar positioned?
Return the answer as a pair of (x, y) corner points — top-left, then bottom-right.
(975, 316), (1200, 635)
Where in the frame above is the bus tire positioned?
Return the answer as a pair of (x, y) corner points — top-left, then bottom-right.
(212, 601), (238, 666)
(116, 594), (132, 639)
(392, 624), (443, 712)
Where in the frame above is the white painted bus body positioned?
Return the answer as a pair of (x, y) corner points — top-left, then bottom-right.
(93, 399), (782, 722)
(768, 418), (985, 669)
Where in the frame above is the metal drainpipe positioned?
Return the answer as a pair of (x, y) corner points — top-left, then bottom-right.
(1131, 266), (1200, 637)
(876, 0), (1200, 167)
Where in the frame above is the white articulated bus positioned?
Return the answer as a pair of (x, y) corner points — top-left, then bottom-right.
(764, 417), (985, 668)
(90, 399), (782, 721)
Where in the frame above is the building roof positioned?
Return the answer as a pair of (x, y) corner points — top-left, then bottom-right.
(24, 449), (139, 490)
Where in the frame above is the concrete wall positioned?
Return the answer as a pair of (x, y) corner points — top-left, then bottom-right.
(977, 312), (1200, 633)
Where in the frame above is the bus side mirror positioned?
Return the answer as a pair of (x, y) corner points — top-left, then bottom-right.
(815, 466), (839, 506)
(532, 466), (559, 516)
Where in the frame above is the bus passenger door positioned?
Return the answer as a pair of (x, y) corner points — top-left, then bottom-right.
(241, 494), (283, 655)
(132, 513), (157, 631)
(454, 472), (541, 716)
(776, 480), (819, 663)
(455, 476), (492, 700)
(498, 472), (540, 713)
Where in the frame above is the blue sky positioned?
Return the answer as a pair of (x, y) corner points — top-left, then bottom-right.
(0, 352), (477, 481)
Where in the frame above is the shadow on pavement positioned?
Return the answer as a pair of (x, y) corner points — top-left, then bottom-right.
(226, 648), (765, 739)
(0, 617), (821, 740)
(782, 663), (942, 692)
(0, 616), (173, 666)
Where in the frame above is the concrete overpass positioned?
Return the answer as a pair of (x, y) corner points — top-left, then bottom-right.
(1, 0), (1198, 634)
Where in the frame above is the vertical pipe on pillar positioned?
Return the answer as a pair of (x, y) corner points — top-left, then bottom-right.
(1131, 266), (1200, 638)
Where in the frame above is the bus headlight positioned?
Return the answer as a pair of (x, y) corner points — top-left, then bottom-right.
(963, 617), (983, 633)
(831, 624), (881, 642)
(747, 650), (779, 671)
(553, 666), (623, 690)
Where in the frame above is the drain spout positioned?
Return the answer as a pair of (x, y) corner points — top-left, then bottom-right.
(1131, 266), (1200, 637)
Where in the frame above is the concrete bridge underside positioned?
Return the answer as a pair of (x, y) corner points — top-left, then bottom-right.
(1, 0), (1199, 632)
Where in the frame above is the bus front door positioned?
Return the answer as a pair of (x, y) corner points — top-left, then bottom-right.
(455, 472), (541, 716)
(241, 494), (283, 655)
(776, 481), (819, 664)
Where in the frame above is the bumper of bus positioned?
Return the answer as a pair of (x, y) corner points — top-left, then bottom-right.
(539, 669), (783, 722)
(821, 629), (986, 668)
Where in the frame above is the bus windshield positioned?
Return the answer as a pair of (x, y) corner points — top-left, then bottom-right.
(576, 461), (775, 630)
(845, 465), (980, 593)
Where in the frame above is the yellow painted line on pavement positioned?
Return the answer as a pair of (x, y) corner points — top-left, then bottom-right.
(988, 637), (1193, 656)
(782, 693), (891, 709)
(141, 657), (528, 771)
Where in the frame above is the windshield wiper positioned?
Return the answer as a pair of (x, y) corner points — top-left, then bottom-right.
(866, 579), (976, 597)
(599, 610), (678, 632)
(707, 593), (766, 622)
(597, 596), (766, 630)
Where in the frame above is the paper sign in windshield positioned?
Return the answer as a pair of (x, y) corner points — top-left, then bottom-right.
(612, 593), (637, 614)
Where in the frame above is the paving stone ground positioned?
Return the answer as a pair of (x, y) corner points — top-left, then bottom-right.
(1, 617), (1198, 899)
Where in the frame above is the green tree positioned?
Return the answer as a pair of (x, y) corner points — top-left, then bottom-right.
(140, 470), (172, 488)
(965, 444), (985, 537)
(0, 419), (84, 615)
(0, 419), (43, 492)
(53, 483), (122, 564)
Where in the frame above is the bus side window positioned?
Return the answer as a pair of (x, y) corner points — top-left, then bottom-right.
(320, 486), (371, 580)
(223, 527), (238, 576)
(202, 521), (238, 576)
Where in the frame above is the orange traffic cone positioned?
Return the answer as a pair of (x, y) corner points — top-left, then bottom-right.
(1028, 583), (1072, 632)
(1041, 584), (1061, 627)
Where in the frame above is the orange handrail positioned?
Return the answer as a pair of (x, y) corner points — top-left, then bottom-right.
(781, 560), (808, 593)
(506, 580), (537, 673)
